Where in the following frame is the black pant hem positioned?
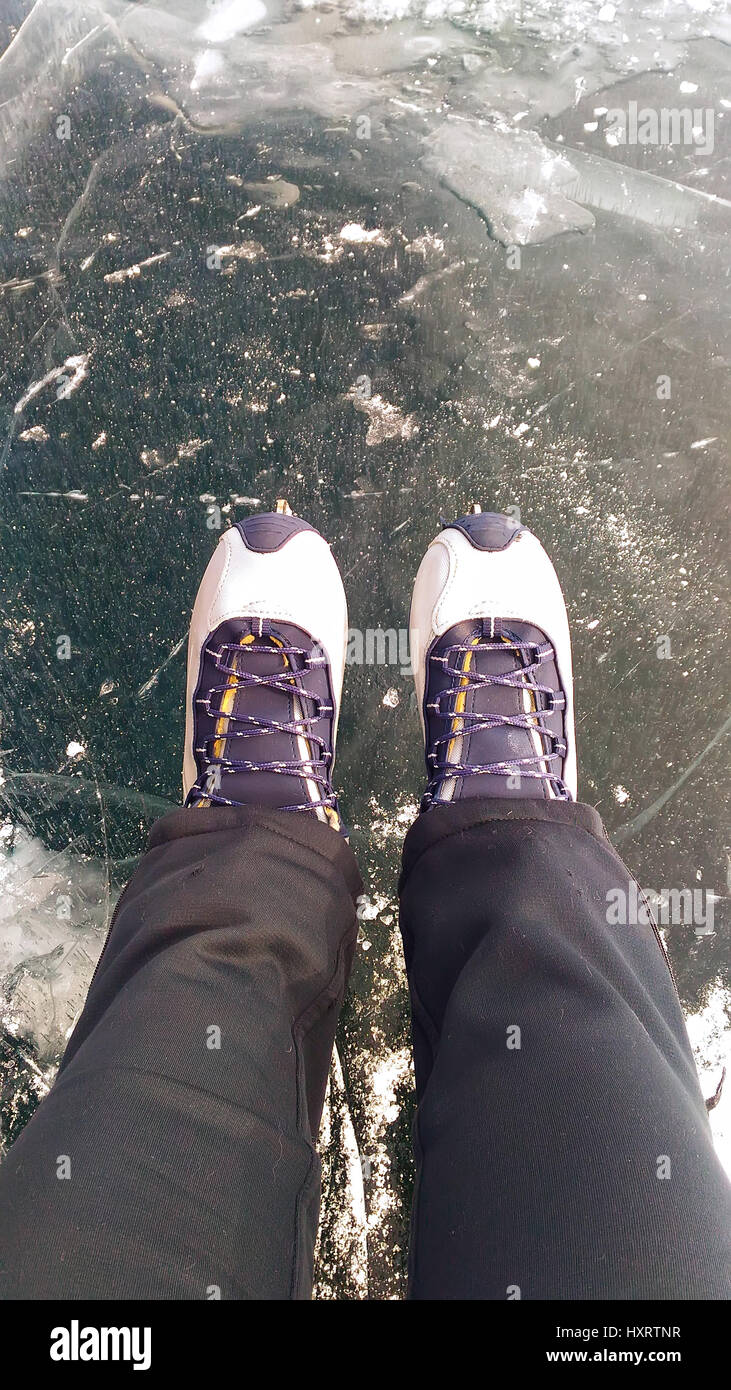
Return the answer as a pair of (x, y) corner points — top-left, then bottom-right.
(400, 797), (610, 889)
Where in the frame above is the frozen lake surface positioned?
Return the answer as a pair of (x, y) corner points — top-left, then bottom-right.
(0, 0), (729, 1297)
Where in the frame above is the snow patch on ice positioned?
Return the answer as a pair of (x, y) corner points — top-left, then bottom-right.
(197, 0), (267, 43)
(0, 826), (109, 1064)
(339, 223), (389, 246)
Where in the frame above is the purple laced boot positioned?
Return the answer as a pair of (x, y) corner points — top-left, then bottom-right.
(421, 618), (570, 806)
(183, 507), (348, 831)
(409, 508), (577, 806)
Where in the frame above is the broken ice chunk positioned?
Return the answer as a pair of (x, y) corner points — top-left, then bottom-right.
(421, 120), (595, 246)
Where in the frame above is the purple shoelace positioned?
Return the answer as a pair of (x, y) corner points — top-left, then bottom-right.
(189, 638), (337, 812)
(425, 635), (570, 804)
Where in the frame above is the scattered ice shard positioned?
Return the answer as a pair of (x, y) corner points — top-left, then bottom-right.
(242, 178), (300, 209)
(555, 145), (731, 234)
(13, 354), (89, 416)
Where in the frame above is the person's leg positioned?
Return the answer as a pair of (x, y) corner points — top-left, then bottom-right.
(0, 506), (360, 1299)
(400, 798), (731, 1299)
(403, 509), (731, 1299)
(0, 805), (360, 1299)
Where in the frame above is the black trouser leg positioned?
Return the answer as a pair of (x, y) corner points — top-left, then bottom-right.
(399, 799), (731, 1300)
(0, 806), (361, 1300)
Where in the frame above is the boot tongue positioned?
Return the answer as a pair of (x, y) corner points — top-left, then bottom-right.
(430, 618), (561, 801)
(213, 621), (317, 811)
(231, 627), (295, 702)
(458, 621), (539, 780)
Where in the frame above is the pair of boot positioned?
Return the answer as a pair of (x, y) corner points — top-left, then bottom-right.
(183, 505), (576, 827)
